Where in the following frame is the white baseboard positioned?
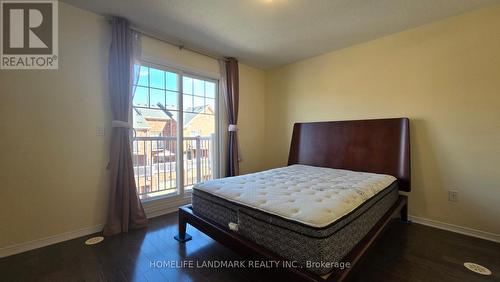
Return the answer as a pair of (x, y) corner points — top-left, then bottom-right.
(409, 215), (500, 243)
(0, 198), (190, 259)
(3, 208), (496, 259)
(0, 198), (191, 258)
(0, 224), (103, 258)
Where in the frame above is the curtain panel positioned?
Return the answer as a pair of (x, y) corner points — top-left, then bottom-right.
(103, 17), (147, 236)
(220, 58), (240, 177)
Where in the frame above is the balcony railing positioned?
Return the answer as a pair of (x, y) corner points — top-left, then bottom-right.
(132, 135), (215, 200)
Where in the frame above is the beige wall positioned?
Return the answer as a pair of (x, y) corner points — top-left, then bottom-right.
(238, 64), (267, 174)
(0, 3), (111, 248)
(264, 5), (500, 235)
(0, 3), (267, 249)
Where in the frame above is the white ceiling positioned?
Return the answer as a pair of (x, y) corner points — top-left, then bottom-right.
(62, 0), (500, 69)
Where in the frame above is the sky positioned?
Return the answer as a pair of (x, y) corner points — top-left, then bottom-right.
(133, 65), (215, 113)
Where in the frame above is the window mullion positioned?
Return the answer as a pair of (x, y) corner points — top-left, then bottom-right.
(177, 73), (184, 196)
(164, 71), (167, 107)
(147, 67), (151, 108)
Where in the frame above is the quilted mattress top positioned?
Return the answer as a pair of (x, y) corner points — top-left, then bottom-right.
(193, 165), (396, 228)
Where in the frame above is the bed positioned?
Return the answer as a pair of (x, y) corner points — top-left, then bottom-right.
(175, 118), (411, 281)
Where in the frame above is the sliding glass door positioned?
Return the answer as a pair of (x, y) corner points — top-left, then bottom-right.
(131, 62), (218, 200)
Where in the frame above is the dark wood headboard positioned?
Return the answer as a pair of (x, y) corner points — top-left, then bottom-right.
(288, 118), (411, 191)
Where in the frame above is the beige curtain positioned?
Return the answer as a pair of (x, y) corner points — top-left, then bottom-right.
(220, 58), (240, 177)
(103, 17), (147, 236)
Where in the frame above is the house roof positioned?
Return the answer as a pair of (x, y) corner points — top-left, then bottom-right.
(133, 104), (213, 129)
(183, 105), (206, 126)
(133, 108), (150, 129)
(184, 105), (215, 128)
(136, 107), (174, 120)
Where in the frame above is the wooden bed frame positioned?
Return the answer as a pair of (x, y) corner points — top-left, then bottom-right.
(175, 118), (411, 281)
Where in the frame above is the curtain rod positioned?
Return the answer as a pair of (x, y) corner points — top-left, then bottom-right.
(131, 26), (224, 61)
(105, 16), (224, 61)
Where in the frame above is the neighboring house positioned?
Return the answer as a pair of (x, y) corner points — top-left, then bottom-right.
(134, 107), (177, 138)
(183, 105), (215, 161)
(132, 104), (215, 197)
(183, 105), (215, 137)
(133, 107), (177, 163)
(133, 104), (215, 138)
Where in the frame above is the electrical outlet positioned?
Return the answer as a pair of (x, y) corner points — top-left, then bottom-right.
(96, 126), (105, 136)
(448, 190), (459, 202)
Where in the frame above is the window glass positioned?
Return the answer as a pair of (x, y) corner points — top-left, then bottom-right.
(137, 66), (149, 87)
(183, 94), (193, 111)
(205, 81), (216, 98)
(193, 78), (204, 96)
(133, 86), (149, 107)
(182, 77), (193, 94)
(166, 91), (178, 110)
(166, 72), (178, 91)
(150, 88), (165, 108)
(150, 68), (165, 89)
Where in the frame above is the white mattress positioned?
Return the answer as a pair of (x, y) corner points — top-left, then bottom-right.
(193, 165), (397, 228)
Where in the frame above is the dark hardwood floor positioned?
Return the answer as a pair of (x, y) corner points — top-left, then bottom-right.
(1, 213), (499, 282)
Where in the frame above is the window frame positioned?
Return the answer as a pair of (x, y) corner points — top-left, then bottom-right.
(132, 60), (221, 202)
